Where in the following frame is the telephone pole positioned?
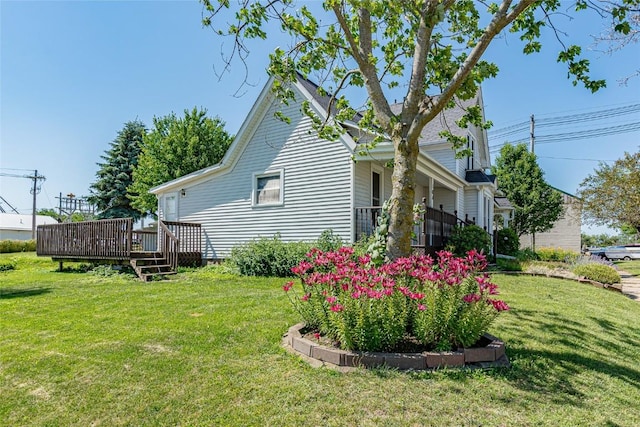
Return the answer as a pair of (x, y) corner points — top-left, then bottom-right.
(28, 170), (46, 239)
(530, 114), (535, 153)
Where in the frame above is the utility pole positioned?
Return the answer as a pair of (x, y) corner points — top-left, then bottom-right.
(28, 170), (46, 239)
(530, 114), (535, 154)
(0, 169), (46, 239)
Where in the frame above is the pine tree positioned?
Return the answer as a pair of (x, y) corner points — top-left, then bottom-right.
(89, 120), (147, 220)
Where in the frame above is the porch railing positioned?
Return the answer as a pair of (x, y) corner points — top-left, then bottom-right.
(355, 201), (476, 254)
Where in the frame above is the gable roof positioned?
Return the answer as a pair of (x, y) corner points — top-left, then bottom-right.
(494, 196), (514, 210)
(151, 75), (358, 195)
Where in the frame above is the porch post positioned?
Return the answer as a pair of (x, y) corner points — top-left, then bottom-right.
(428, 177), (434, 207)
(477, 189), (484, 229)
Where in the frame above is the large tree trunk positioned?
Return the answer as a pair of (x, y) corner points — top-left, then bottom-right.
(386, 131), (420, 259)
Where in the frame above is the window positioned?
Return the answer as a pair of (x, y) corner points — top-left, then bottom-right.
(164, 194), (177, 221)
(253, 170), (283, 206)
(466, 135), (476, 170)
(372, 171), (381, 206)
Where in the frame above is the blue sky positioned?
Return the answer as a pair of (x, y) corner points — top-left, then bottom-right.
(1, 0), (638, 235)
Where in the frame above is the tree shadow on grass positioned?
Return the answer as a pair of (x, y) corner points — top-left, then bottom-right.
(0, 287), (52, 299)
(487, 308), (640, 404)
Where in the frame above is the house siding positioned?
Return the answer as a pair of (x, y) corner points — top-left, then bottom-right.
(520, 194), (581, 252)
(169, 97), (353, 259)
(425, 146), (458, 177)
(464, 189), (479, 224)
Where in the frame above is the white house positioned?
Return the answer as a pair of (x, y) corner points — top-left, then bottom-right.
(150, 75), (496, 261)
(0, 213), (58, 241)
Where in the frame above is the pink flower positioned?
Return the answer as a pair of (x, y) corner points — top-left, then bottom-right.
(300, 293), (310, 301)
(463, 293), (481, 303)
(488, 299), (510, 312)
(417, 304), (426, 311)
(313, 332), (321, 341)
(326, 296), (337, 304)
(282, 281), (293, 292)
(330, 304), (344, 312)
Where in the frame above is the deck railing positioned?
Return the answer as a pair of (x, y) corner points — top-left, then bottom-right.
(161, 220), (202, 266)
(37, 218), (202, 265)
(159, 221), (179, 271)
(37, 218), (133, 259)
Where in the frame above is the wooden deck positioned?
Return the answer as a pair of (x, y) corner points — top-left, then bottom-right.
(37, 218), (201, 280)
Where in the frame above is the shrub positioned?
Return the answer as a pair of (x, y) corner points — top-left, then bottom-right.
(536, 247), (579, 263)
(230, 235), (312, 277)
(572, 264), (621, 284)
(314, 229), (344, 253)
(0, 258), (17, 271)
(496, 228), (519, 256)
(0, 240), (36, 253)
(284, 248), (509, 352)
(573, 254), (616, 268)
(516, 248), (538, 261)
(446, 225), (491, 257)
(496, 258), (522, 271)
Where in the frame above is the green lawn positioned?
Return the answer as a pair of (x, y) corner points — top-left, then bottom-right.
(1, 253), (640, 426)
(615, 259), (640, 276)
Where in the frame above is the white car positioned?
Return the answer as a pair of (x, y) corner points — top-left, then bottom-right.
(604, 244), (640, 261)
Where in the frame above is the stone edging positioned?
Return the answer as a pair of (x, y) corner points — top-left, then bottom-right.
(495, 271), (623, 292)
(283, 323), (510, 371)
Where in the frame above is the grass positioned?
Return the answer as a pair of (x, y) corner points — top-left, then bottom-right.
(615, 259), (640, 276)
(1, 252), (640, 426)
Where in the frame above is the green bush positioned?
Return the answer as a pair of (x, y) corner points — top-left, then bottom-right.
(572, 264), (621, 284)
(0, 258), (17, 272)
(516, 247), (538, 261)
(446, 225), (491, 257)
(314, 229), (344, 253)
(496, 228), (519, 256)
(536, 247), (579, 263)
(230, 234), (312, 277)
(0, 240), (36, 253)
(496, 257), (522, 271)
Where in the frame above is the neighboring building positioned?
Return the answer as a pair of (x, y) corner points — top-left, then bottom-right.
(150, 75), (496, 261)
(519, 188), (581, 252)
(494, 187), (581, 253)
(0, 213), (58, 241)
(493, 194), (514, 229)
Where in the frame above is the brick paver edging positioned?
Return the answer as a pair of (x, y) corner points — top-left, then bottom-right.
(283, 323), (510, 371)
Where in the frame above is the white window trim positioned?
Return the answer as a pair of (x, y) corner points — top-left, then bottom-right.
(252, 169), (284, 207)
(371, 164), (384, 207)
(467, 134), (476, 170)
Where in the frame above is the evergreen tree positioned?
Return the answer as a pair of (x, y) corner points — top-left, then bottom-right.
(88, 120), (146, 220)
(491, 144), (563, 245)
(129, 108), (233, 215)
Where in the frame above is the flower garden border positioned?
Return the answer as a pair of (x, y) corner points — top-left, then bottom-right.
(283, 323), (510, 371)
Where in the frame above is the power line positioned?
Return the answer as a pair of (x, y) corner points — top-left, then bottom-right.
(537, 156), (618, 162)
(489, 121), (640, 152)
(488, 102), (640, 139)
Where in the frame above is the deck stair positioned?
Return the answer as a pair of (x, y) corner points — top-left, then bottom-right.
(130, 252), (177, 281)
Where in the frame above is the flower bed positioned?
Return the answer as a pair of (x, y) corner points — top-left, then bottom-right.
(283, 323), (509, 370)
(283, 247), (510, 367)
